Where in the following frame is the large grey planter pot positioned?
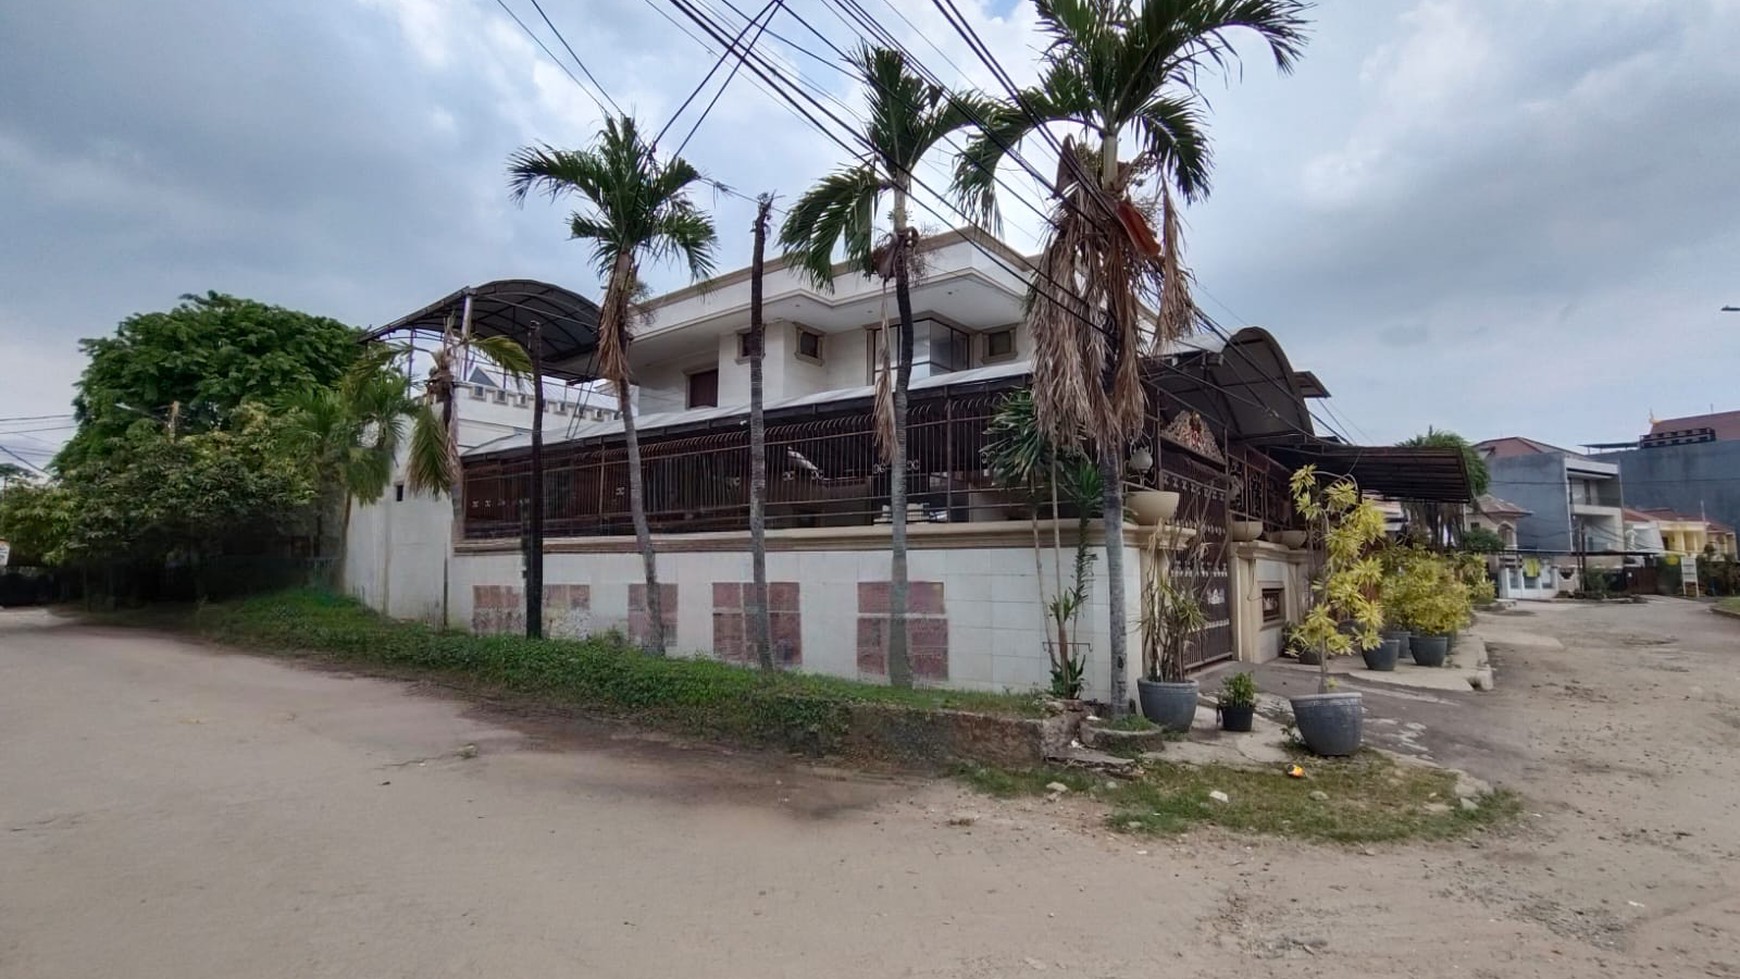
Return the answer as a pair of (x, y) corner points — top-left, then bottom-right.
(1382, 628), (1412, 661)
(1411, 633), (1451, 667)
(1137, 678), (1199, 732)
(1361, 638), (1401, 672)
(1290, 691), (1364, 757)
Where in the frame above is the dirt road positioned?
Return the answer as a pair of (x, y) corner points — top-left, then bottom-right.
(2, 601), (1737, 978)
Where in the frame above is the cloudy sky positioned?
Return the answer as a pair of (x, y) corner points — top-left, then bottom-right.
(3, 0), (1738, 472)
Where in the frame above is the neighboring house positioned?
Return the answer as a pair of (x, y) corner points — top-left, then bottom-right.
(1635, 508), (1737, 560)
(1475, 437), (1625, 559)
(1465, 494), (1528, 549)
(1591, 409), (1740, 542)
(345, 231), (1474, 699)
(1621, 507), (1666, 562)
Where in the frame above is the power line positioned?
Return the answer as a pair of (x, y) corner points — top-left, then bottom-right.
(490, 0), (613, 115)
(522, 0), (624, 115)
(673, 2), (779, 158)
(0, 444), (48, 474)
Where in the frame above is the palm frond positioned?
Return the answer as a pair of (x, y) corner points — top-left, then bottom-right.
(1132, 93), (1212, 200)
(405, 401), (454, 497)
(777, 164), (880, 290)
(470, 334), (533, 380)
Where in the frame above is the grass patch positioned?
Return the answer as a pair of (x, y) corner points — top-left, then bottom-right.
(1717, 597), (1740, 616)
(1096, 714), (1159, 732)
(103, 588), (1043, 755)
(960, 752), (1520, 844)
(956, 764), (1095, 798)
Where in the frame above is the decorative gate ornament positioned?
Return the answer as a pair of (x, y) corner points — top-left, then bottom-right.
(1160, 410), (1225, 464)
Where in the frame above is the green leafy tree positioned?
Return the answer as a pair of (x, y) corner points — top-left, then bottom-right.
(60, 292), (361, 469)
(0, 480), (74, 567)
(779, 45), (996, 688)
(1398, 427), (1489, 547)
(53, 406), (315, 594)
(508, 115), (719, 654)
(953, 0), (1308, 710)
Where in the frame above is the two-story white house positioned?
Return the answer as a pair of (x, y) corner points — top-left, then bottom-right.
(345, 231), (1471, 701)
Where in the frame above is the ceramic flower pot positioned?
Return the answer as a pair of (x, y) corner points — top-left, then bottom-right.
(1127, 489), (1181, 526)
(1136, 677), (1199, 732)
(1228, 519), (1264, 542)
(1289, 691), (1364, 756)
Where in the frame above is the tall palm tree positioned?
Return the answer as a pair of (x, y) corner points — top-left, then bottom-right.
(508, 115), (719, 654)
(283, 364), (417, 569)
(779, 44), (996, 688)
(954, 0), (1308, 709)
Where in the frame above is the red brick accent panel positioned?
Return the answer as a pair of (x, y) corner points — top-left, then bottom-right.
(472, 584), (590, 636)
(856, 581), (947, 680)
(627, 583), (678, 647)
(712, 582), (801, 666)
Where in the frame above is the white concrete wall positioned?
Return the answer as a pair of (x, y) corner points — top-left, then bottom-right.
(343, 487), (452, 626)
(1228, 541), (1308, 665)
(447, 535), (1139, 703)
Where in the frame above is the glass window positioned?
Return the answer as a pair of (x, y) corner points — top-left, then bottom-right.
(985, 328), (1016, 359)
(795, 328), (823, 362)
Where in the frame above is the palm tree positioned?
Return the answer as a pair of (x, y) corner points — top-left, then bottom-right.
(954, 0), (1308, 709)
(508, 115), (719, 654)
(779, 44), (996, 688)
(283, 364), (418, 570)
(397, 327), (532, 501)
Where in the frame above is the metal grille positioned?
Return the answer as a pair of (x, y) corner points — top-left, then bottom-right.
(1229, 445), (1293, 529)
(463, 391), (1017, 539)
(1161, 449), (1234, 671)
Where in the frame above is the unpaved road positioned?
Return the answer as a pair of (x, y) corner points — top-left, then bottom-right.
(2, 601), (1738, 978)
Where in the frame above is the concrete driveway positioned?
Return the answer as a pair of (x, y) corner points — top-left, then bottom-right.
(4, 601), (1740, 978)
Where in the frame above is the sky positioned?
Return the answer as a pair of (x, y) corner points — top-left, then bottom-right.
(3, 0), (1738, 473)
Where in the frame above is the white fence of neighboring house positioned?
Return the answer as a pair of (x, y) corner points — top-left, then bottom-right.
(1496, 556), (1579, 600)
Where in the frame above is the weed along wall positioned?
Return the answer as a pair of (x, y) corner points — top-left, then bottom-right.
(447, 521), (1143, 703)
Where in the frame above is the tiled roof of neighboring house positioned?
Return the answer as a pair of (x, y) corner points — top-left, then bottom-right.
(1476, 494), (1530, 517)
(1637, 507), (1706, 524)
(1622, 507), (1660, 523)
(1649, 409), (1740, 441)
(1709, 519), (1735, 534)
(1474, 435), (1582, 459)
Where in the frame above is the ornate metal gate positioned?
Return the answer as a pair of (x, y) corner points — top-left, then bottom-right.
(1159, 449), (1234, 671)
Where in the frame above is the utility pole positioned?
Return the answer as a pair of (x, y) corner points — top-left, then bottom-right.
(526, 319), (546, 639)
(747, 195), (774, 670)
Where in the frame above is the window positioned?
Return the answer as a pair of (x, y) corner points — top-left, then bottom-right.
(394, 483), (405, 503)
(794, 327), (824, 363)
(686, 369), (719, 409)
(984, 327), (1016, 360)
(736, 331), (756, 360)
(868, 319), (971, 384)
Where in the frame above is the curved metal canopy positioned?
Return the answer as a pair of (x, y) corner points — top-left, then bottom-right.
(367, 279), (602, 382)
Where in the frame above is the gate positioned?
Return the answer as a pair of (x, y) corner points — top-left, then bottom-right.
(1160, 452), (1233, 671)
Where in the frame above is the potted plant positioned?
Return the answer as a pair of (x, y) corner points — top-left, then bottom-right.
(1138, 574), (1205, 730)
(1287, 465), (1386, 756)
(1386, 550), (1469, 667)
(1217, 672), (1258, 732)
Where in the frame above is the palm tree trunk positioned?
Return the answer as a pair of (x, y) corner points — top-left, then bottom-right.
(1098, 130), (1131, 713)
(618, 381), (664, 653)
(748, 197), (773, 670)
(886, 192), (915, 689)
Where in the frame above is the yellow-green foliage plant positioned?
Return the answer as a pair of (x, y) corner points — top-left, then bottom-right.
(1291, 466), (1388, 694)
(1384, 549), (1473, 636)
